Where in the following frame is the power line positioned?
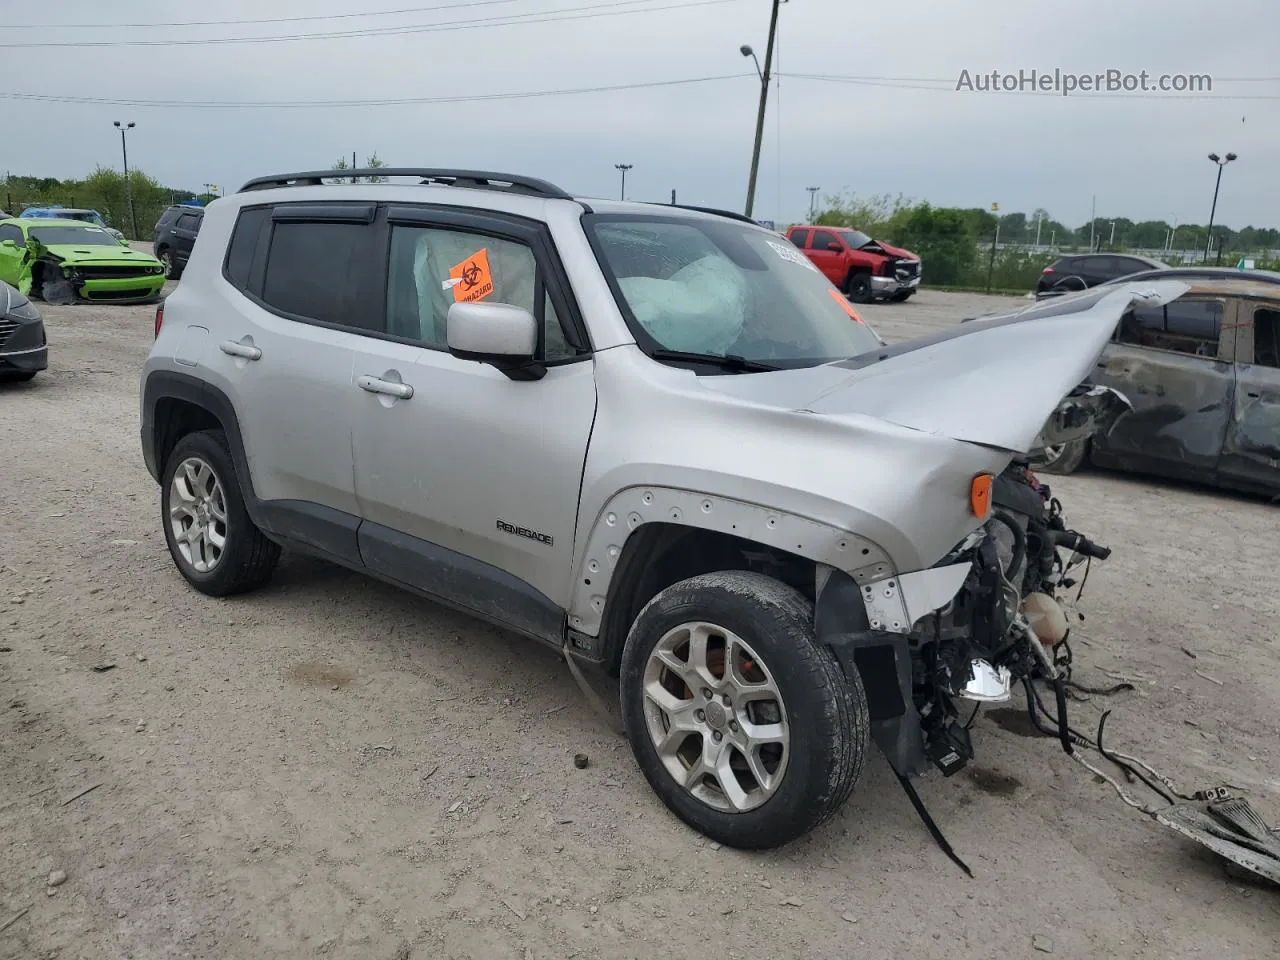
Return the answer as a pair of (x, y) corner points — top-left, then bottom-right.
(0, 0), (738, 48)
(0, 74), (754, 109)
(6, 0), (522, 30)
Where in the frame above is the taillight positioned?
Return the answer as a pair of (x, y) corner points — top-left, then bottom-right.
(154, 300), (165, 339)
(1041, 267), (1055, 274)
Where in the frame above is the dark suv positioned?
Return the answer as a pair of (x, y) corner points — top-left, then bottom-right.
(1035, 253), (1168, 299)
(153, 205), (205, 280)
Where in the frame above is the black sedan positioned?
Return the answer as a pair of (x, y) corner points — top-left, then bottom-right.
(0, 280), (48, 382)
(1035, 253), (1169, 299)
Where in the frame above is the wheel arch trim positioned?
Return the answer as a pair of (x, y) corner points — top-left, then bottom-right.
(568, 485), (895, 637)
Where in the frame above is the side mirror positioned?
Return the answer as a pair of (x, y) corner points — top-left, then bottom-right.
(827, 242), (843, 252)
(446, 300), (543, 381)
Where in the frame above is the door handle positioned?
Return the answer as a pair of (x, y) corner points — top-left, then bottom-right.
(219, 339), (262, 361)
(1246, 391), (1261, 398)
(357, 375), (413, 400)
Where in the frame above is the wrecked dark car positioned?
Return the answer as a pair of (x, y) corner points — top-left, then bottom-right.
(0, 217), (166, 305)
(1030, 272), (1280, 495)
(0, 279), (47, 382)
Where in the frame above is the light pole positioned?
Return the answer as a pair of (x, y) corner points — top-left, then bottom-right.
(614, 163), (632, 200)
(740, 0), (785, 220)
(806, 186), (819, 221)
(113, 121), (137, 240)
(1204, 151), (1237, 261)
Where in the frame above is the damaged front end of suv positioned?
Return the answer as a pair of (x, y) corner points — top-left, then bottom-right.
(813, 283), (1185, 801)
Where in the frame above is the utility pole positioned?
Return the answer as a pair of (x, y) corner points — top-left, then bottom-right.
(742, 0), (783, 219)
(806, 186), (820, 221)
(1205, 152), (1237, 261)
(1088, 194), (1096, 252)
(614, 164), (632, 200)
(1109, 220), (1116, 246)
(113, 121), (138, 240)
(1034, 213), (1043, 247)
(670, 189), (677, 205)
(986, 202), (1000, 293)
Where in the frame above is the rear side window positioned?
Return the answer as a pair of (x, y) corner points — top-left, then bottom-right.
(789, 228), (811, 249)
(176, 213), (200, 230)
(1253, 308), (1280, 368)
(223, 207), (270, 291)
(261, 221), (372, 327)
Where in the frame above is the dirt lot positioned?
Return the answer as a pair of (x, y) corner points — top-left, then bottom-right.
(2, 287), (1277, 960)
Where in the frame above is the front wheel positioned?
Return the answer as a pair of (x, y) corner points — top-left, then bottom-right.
(619, 571), (869, 849)
(845, 271), (873, 303)
(1032, 437), (1089, 475)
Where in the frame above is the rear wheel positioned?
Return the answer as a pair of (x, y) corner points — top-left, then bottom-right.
(1032, 437), (1089, 475)
(619, 571), (869, 849)
(845, 271), (873, 303)
(161, 429), (280, 596)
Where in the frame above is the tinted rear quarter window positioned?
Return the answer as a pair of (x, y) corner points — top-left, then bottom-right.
(260, 220), (373, 327)
(223, 207), (270, 291)
(789, 228), (811, 249)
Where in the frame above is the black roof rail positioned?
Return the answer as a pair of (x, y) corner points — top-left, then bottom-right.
(237, 168), (573, 199)
(664, 203), (762, 226)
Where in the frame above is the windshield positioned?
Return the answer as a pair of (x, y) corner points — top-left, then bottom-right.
(586, 214), (884, 370)
(837, 228), (873, 249)
(29, 225), (121, 247)
(60, 211), (106, 226)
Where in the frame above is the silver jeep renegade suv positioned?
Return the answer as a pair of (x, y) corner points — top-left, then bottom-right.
(140, 168), (1186, 852)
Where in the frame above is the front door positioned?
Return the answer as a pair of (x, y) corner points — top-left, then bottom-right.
(1091, 294), (1237, 480)
(348, 205), (597, 643)
(1219, 301), (1280, 493)
(0, 223), (28, 289)
(805, 228), (846, 286)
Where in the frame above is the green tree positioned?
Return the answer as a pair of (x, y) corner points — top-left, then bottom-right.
(892, 203), (979, 286)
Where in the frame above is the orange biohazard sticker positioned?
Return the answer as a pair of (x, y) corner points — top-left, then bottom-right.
(449, 248), (494, 303)
(828, 287), (864, 323)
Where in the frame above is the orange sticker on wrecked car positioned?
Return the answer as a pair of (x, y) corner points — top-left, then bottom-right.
(827, 287), (864, 323)
(449, 248), (494, 303)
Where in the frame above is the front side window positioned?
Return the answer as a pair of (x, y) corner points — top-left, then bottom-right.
(586, 215), (883, 369)
(810, 229), (840, 251)
(1117, 297), (1223, 358)
(384, 224), (579, 361)
(260, 221), (372, 326)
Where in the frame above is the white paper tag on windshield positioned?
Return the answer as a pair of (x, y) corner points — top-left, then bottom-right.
(767, 239), (821, 272)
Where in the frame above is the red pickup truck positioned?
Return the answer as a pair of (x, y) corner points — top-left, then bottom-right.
(784, 224), (921, 303)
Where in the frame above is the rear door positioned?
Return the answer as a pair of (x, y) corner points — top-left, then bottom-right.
(173, 212), (202, 265)
(1218, 301), (1280, 492)
(1091, 293), (1237, 479)
(206, 201), (377, 565)
(806, 228), (845, 285)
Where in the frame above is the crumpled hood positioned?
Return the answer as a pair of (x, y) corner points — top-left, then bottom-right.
(40, 244), (160, 266)
(871, 240), (917, 260)
(700, 279), (1191, 454)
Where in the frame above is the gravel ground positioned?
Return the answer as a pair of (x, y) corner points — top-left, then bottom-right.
(2, 285), (1278, 960)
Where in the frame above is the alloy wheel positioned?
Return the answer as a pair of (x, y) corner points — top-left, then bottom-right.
(168, 456), (228, 573)
(641, 621), (789, 813)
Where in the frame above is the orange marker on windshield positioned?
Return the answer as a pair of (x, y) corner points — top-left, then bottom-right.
(828, 287), (864, 323)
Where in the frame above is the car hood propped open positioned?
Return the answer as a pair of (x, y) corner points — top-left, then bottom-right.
(702, 279), (1191, 454)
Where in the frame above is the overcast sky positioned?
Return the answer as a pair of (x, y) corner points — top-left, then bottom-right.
(4, 0), (1276, 229)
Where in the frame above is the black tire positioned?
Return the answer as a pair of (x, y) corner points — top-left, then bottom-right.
(845, 271), (873, 303)
(1032, 437), (1089, 475)
(40, 272), (75, 305)
(160, 429), (280, 597)
(619, 571), (869, 850)
(0, 370), (37, 383)
(157, 248), (181, 280)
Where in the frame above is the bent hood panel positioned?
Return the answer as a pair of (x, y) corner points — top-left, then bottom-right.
(872, 240), (917, 260)
(40, 244), (160, 266)
(702, 280), (1190, 454)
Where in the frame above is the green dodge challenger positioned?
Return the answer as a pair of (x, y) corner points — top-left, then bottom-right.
(0, 217), (166, 304)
